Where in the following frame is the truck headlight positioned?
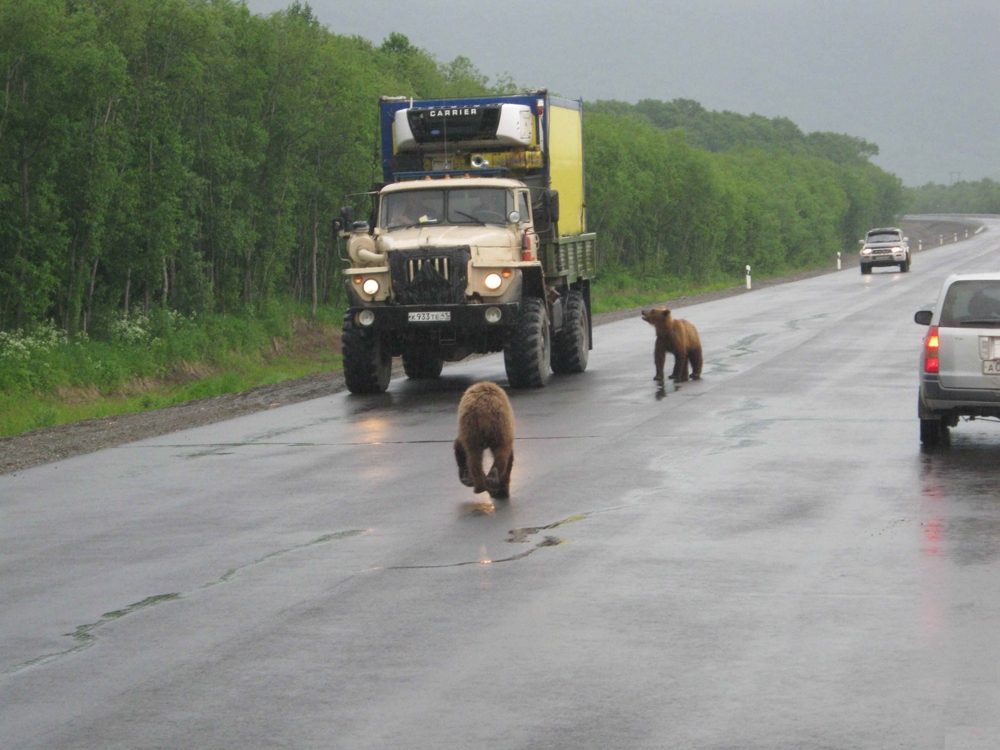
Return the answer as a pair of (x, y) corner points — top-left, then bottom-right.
(484, 273), (503, 290)
(362, 278), (380, 295)
(357, 310), (375, 326)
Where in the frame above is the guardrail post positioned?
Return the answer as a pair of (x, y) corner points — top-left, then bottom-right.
(746, 264), (751, 290)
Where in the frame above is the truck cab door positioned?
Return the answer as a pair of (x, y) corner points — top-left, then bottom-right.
(517, 190), (538, 256)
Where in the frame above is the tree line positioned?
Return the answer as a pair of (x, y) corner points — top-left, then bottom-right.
(0, 0), (904, 337)
(586, 101), (904, 278)
(0, 0), (513, 335)
(905, 179), (1000, 215)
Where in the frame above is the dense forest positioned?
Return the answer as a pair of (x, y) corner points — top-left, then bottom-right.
(906, 179), (1000, 215)
(0, 0), (904, 337)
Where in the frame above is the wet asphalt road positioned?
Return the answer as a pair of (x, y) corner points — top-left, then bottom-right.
(4, 220), (1000, 749)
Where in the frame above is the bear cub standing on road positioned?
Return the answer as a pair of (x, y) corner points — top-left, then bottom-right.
(454, 381), (515, 500)
(641, 307), (703, 383)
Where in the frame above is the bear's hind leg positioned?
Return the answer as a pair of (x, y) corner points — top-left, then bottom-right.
(466, 445), (489, 495)
(690, 345), (703, 380)
(487, 448), (513, 500)
(454, 439), (474, 487)
(672, 352), (689, 382)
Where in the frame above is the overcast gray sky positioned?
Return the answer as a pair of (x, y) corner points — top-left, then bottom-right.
(245, 0), (1000, 186)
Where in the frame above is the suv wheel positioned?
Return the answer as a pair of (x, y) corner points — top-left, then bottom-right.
(551, 291), (589, 374)
(504, 297), (551, 388)
(860, 264), (872, 275)
(920, 418), (948, 446)
(342, 315), (392, 394)
(900, 256), (910, 273)
(402, 350), (444, 379)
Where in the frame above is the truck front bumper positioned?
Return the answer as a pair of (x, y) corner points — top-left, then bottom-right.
(347, 303), (521, 331)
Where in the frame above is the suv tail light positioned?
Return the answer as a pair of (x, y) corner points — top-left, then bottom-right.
(924, 325), (940, 374)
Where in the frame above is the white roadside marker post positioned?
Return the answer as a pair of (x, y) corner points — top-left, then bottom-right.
(919, 239), (923, 252)
(954, 233), (958, 242)
(746, 264), (752, 290)
(966, 229), (969, 238)
(837, 252), (841, 270)
(940, 235), (944, 245)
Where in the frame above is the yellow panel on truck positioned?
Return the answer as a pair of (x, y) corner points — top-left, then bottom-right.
(547, 102), (586, 237)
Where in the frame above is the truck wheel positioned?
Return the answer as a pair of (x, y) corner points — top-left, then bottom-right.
(342, 317), (392, 394)
(551, 291), (589, 374)
(504, 297), (551, 388)
(402, 350), (444, 379)
(860, 264), (872, 275)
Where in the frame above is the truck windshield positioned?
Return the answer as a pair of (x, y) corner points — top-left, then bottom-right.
(382, 190), (445, 230)
(447, 188), (510, 225)
(381, 188), (511, 230)
(939, 281), (1000, 327)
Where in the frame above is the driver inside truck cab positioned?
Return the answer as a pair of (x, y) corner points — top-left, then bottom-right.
(388, 191), (439, 228)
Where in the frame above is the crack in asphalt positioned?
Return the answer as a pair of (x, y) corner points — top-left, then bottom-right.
(4, 594), (183, 675)
(384, 506), (634, 570)
(126, 436), (603, 458)
(4, 529), (368, 676)
(713, 398), (775, 452)
(7, 506), (636, 673)
(199, 529), (368, 589)
(706, 333), (767, 375)
(784, 312), (829, 331)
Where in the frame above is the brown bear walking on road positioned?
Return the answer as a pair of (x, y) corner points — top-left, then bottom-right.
(454, 382), (515, 500)
(641, 307), (703, 382)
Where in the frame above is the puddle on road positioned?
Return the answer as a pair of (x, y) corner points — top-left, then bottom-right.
(920, 438), (1000, 566)
(507, 513), (588, 543)
(655, 382), (679, 401)
(458, 501), (496, 517)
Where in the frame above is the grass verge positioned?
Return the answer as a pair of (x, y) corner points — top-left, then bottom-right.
(0, 302), (344, 438)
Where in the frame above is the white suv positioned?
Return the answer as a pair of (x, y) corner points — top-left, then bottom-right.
(861, 227), (910, 274)
(915, 273), (1000, 445)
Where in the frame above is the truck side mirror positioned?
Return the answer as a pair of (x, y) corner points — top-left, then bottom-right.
(340, 205), (355, 228)
(914, 309), (933, 325)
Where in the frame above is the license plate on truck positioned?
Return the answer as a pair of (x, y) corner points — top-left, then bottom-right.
(984, 360), (1000, 375)
(408, 311), (450, 323)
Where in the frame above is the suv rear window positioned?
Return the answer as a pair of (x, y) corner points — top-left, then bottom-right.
(940, 280), (1000, 327)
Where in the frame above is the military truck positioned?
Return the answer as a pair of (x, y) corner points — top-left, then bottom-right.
(337, 91), (597, 394)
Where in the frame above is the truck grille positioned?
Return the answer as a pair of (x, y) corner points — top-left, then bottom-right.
(390, 246), (470, 305)
(406, 256), (451, 282)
